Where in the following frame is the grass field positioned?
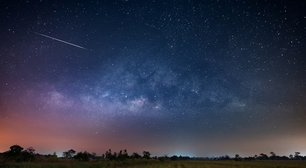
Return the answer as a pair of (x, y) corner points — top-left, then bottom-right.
(1, 160), (306, 168)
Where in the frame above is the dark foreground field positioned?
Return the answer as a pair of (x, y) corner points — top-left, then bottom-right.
(1, 160), (306, 168)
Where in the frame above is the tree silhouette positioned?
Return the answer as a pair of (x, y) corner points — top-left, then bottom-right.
(52, 152), (57, 157)
(123, 149), (129, 159)
(270, 151), (276, 160)
(91, 152), (96, 158)
(113, 152), (118, 160)
(117, 149), (129, 161)
(105, 149), (112, 160)
(9, 145), (23, 154)
(26, 147), (35, 154)
(259, 153), (268, 160)
(4, 145), (24, 162)
(74, 151), (90, 162)
(22, 147), (36, 162)
(142, 151), (151, 159)
(294, 152), (301, 160)
(105, 149), (119, 160)
(3, 145), (36, 162)
(118, 150), (123, 160)
(234, 154), (241, 161)
(170, 155), (178, 160)
(63, 149), (76, 159)
(131, 152), (141, 159)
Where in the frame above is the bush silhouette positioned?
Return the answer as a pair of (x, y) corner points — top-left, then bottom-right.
(74, 151), (90, 162)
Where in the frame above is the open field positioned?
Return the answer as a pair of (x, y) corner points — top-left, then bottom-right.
(1, 160), (306, 168)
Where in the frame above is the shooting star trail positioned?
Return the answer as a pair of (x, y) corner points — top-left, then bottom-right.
(35, 32), (87, 50)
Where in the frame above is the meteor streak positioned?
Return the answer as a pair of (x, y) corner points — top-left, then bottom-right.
(35, 32), (87, 50)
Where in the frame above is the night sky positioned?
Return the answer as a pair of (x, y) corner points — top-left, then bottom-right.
(1, 0), (306, 157)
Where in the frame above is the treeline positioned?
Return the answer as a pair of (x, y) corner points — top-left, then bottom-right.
(0, 145), (36, 162)
(1, 144), (306, 163)
(61, 148), (151, 162)
(195, 152), (306, 161)
(0, 145), (154, 163)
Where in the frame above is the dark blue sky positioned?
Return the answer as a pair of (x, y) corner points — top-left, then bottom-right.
(1, 0), (306, 157)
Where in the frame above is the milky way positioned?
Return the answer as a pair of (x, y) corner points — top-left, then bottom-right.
(0, 0), (306, 157)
